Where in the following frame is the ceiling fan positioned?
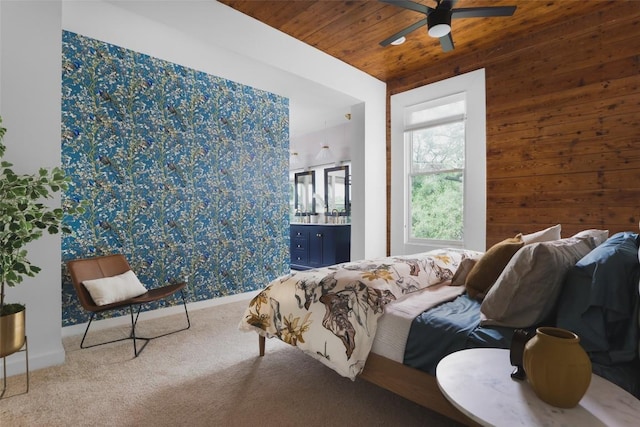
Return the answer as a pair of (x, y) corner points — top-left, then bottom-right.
(379, 0), (517, 52)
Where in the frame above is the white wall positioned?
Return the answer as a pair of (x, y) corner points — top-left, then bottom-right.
(0, 0), (387, 375)
(0, 1), (65, 375)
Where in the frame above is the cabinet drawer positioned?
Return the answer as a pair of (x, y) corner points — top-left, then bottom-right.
(291, 230), (307, 239)
(291, 249), (308, 265)
(292, 237), (306, 250)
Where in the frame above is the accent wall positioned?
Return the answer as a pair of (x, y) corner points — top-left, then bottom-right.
(60, 31), (290, 326)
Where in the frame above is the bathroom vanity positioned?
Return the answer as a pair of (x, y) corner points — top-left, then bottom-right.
(290, 224), (351, 270)
(290, 164), (350, 270)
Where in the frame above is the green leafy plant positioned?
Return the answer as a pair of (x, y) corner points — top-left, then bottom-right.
(0, 116), (78, 316)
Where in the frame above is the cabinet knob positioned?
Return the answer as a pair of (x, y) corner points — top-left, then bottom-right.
(316, 233), (323, 238)
(297, 244), (301, 248)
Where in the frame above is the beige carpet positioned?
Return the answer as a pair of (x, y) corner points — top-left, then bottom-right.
(0, 300), (462, 426)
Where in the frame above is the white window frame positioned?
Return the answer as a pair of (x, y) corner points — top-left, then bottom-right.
(391, 69), (486, 255)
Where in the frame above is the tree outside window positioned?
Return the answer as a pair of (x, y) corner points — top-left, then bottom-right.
(405, 97), (465, 243)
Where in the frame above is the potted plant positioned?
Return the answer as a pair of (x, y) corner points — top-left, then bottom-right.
(0, 116), (74, 357)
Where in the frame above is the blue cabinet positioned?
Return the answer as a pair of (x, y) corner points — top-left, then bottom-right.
(290, 224), (350, 270)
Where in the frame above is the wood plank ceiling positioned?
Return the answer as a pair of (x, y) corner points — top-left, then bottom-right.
(218, 0), (616, 83)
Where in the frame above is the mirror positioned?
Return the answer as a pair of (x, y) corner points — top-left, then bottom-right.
(294, 171), (315, 216)
(324, 165), (350, 217)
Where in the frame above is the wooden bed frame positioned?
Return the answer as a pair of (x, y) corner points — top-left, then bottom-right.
(258, 335), (478, 426)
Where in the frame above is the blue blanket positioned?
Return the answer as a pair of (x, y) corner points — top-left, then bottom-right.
(556, 231), (640, 365)
(403, 293), (516, 375)
(556, 231), (640, 398)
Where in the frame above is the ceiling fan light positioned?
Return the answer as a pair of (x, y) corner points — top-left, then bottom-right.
(427, 8), (452, 38)
(428, 23), (451, 38)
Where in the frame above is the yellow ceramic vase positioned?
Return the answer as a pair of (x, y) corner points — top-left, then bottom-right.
(523, 327), (592, 408)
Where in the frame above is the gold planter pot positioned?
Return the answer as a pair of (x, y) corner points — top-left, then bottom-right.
(1, 308), (29, 398)
(0, 309), (26, 358)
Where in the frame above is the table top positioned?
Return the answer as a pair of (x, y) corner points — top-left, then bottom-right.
(436, 348), (640, 427)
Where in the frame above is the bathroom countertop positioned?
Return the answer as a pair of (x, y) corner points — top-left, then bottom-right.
(290, 223), (351, 226)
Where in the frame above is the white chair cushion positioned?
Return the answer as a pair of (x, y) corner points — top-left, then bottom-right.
(83, 270), (148, 306)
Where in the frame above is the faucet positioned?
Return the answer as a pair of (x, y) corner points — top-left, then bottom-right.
(332, 209), (339, 224)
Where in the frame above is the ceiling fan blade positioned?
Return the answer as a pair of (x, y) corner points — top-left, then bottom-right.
(379, 0), (432, 15)
(380, 17), (429, 46)
(439, 32), (454, 52)
(452, 6), (517, 19)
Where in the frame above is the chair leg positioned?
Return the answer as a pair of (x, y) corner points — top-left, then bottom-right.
(180, 290), (191, 330)
(129, 292), (189, 357)
(79, 292), (190, 357)
(130, 305), (150, 358)
(131, 305), (144, 333)
(80, 308), (146, 352)
(79, 313), (96, 349)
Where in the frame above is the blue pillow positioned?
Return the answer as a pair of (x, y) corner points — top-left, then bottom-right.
(556, 232), (640, 365)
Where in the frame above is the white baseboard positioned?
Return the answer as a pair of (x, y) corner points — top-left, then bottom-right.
(2, 343), (65, 379)
(61, 290), (259, 338)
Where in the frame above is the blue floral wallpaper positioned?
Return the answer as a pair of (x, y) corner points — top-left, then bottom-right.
(60, 31), (290, 327)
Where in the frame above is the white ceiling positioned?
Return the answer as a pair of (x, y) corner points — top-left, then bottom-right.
(290, 121), (353, 170)
(106, 0), (360, 159)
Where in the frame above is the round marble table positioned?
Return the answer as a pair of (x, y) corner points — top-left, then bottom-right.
(436, 348), (640, 426)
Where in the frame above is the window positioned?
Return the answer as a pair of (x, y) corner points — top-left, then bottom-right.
(391, 69), (486, 255)
(406, 94), (466, 243)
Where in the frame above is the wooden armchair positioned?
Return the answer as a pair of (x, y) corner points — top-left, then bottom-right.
(66, 254), (190, 357)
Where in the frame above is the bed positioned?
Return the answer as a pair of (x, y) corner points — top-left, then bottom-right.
(239, 228), (640, 425)
(239, 247), (482, 424)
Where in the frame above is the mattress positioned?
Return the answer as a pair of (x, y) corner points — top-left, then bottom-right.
(373, 285), (516, 376)
(371, 281), (465, 362)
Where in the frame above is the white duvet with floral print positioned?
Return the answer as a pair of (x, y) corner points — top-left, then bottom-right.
(239, 248), (481, 379)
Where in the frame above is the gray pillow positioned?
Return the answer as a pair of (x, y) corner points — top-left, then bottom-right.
(572, 229), (609, 247)
(450, 257), (478, 287)
(480, 237), (596, 328)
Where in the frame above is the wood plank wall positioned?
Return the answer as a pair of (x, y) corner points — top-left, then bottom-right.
(386, 3), (640, 250)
